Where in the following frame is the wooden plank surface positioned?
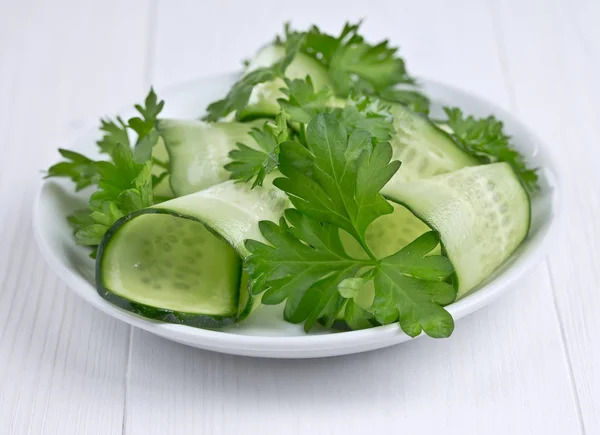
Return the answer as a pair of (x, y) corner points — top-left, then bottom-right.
(492, 0), (600, 432)
(0, 1), (150, 434)
(123, 1), (583, 434)
(0, 0), (597, 434)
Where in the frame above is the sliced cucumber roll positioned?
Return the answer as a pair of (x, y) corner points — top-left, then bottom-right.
(160, 104), (479, 199)
(240, 44), (332, 119)
(387, 103), (478, 181)
(382, 162), (530, 296)
(157, 119), (260, 197)
(96, 179), (290, 327)
(327, 162), (530, 329)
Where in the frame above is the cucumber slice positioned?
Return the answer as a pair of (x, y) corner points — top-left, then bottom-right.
(382, 162), (530, 296)
(157, 119), (260, 197)
(240, 44), (332, 119)
(97, 179), (290, 327)
(327, 162), (530, 329)
(161, 103), (479, 200)
(387, 103), (478, 181)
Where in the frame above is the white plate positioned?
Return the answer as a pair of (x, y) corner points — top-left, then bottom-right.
(33, 74), (561, 358)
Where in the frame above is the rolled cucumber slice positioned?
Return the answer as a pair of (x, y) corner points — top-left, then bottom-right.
(161, 103), (478, 197)
(157, 119), (260, 197)
(240, 44), (332, 119)
(382, 162), (530, 296)
(96, 179), (290, 327)
(387, 103), (478, 181)
(328, 162), (530, 328)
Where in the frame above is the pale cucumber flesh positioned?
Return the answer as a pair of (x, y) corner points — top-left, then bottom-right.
(383, 162), (530, 296)
(100, 213), (241, 316)
(157, 119), (259, 197)
(331, 162), (529, 325)
(97, 179), (289, 325)
(162, 103), (479, 200)
(388, 103), (478, 181)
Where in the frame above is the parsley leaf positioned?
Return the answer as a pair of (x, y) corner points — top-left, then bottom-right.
(204, 34), (304, 121)
(225, 77), (395, 189)
(275, 114), (399, 250)
(245, 113), (456, 336)
(128, 88), (165, 163)
(277, 76), (334, 124)
(224, 113), (288, 187)
(279, 22), (430, 112)
(328, 22), (415, 95)
(46, 149), (100, 191)
(97, 117), (130, 155)
(372, 232), (456, 338)
(278, 77), (394, 143)
(246, 209), (367, 329)
(80, 143), (153, 250)
(45, 89), (163, 254)
(443, 107), (539, 193)
(335, 93), (394, 143)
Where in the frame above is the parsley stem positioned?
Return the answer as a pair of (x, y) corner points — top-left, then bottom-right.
(152, 157), (169, 169)
(358, 238), (377, 261)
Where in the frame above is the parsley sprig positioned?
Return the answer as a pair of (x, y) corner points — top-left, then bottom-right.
(224, 113), (288, 188)
(443, 107), (539, 193)
(245, 114), (456, 337)
(204, 33), (304, 121)
(225, 77), (395, 187)
(46, 89), (165, 255)
(279, 22), (430, 113)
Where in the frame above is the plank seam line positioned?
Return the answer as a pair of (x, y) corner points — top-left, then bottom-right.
(545, 261), (587, 435)
(121, 327), (133, 435)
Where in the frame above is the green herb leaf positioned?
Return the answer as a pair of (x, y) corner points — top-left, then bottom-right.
(129, 88), (164, 163)
(245, 209), (366, 330)
(372, 232), (456, 337)
(344, 299), (376, 330)
(278, 76), (334, 124)
(79, 143), (153, 247)
(45, 89), (163, 252)
(279, 22), (429, 111)
(204, 34), (304, 121)
(443, 107), (539, 193)
(334, 94), (394, 143)
(67, 209), (97, 232)
(97, 117), (130, 155)
(224, 113), (288, 188)
(275, 114), (399, 252)
(278, 77), (394, 143)
(245, 114), (456, 336)
(46, 149), (100, 191)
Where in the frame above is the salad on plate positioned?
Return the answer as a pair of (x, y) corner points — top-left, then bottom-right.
(45, 22), (537, 339)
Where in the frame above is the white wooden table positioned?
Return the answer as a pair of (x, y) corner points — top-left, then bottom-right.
(1, 1), (598, 434)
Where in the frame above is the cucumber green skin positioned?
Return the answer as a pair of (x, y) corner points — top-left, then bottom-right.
(96, 208), (253, 329)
